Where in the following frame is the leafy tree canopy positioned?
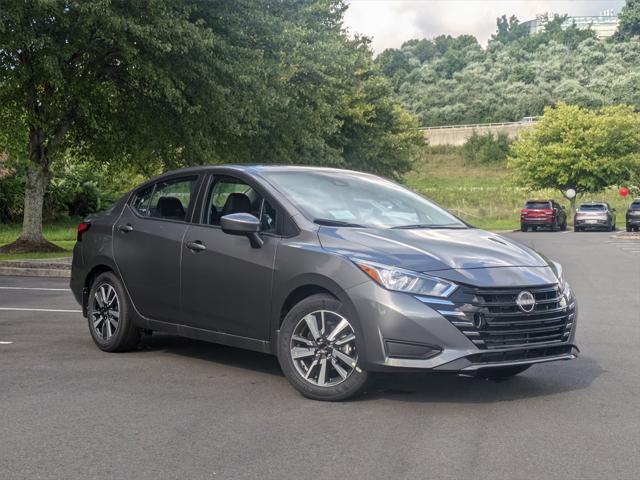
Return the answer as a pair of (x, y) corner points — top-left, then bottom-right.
(374, 12), (640, 127)
(508, 103), (640, 209)
(0, 0), (422, 249)
(616, 0), (640, 40)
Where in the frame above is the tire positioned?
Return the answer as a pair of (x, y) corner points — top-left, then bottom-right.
(561, 220), (567, 231)
(552, 220), (559, 232)
(520, 225), (527, 232)
(627, 225), (632, 232)
(574, 226), (580, 232)
(87, 271), (140, 352)
(277, 293), (370, 401)
(475, 365), (531, 380)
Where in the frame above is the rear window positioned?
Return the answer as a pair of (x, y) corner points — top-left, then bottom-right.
(579, 204), (606, 211)
(525, 202), (551, 209)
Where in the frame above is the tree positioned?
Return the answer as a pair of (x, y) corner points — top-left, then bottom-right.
(492, 15), (528, 43)
(0, 1), (245, 251)
(508, 103), (640, 214)
(616, 0), (640, 40)
(0, 1), (422, 251)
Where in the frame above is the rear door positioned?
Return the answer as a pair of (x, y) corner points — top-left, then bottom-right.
(113, 175), (201, 323)
(180, 174), (280, 339)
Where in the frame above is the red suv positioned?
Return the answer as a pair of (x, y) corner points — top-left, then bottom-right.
(520, 200), (567, 232)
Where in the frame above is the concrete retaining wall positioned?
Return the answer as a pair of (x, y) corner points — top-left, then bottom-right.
(422, 121), (536, 146)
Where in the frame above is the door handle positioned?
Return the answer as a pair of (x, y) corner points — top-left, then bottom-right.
(117, 224), (133, 233)
(186, 241), (207, 252)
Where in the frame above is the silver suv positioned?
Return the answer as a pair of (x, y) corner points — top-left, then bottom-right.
(574, 202), (616, 232)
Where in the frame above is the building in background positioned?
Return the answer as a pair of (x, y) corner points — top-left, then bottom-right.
(522, 10), (619, 40)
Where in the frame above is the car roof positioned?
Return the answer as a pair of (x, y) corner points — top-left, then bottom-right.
(153, 164), (373, 177)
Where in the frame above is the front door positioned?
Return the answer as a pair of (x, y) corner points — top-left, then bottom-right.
(180, 175), (279, 339)
(113, 175), (200, 323)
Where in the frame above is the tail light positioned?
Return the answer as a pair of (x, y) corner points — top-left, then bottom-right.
(77, 222), (91, 241)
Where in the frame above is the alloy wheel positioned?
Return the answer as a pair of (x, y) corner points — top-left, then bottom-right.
(290, 310), (358, 387)
(91, 283), (120, 341)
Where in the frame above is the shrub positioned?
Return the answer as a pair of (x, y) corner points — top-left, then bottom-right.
(462, 131), (512, 164)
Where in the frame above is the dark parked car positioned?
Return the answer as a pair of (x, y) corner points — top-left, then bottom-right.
(71, 166), (578, 401)
(520, 200), (567, 232)
(626, 199), (640, 232)
(574, 202), (616, 232)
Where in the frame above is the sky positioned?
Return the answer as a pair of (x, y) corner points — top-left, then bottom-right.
(343, 0), (626, 52)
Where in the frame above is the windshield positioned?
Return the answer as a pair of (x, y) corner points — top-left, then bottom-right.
(630, 202), (640, 210)
(261, 170), (466, 229)
(579, 204), (606, 211)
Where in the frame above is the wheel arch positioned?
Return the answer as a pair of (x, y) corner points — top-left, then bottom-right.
(270, 274), (361, 352)
(81, 256), (120, 316)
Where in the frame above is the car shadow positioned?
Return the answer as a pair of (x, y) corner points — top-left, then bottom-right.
(138, 333), (602, 404)
(138, 333), (284, 377)
(359, 355), (603, 404)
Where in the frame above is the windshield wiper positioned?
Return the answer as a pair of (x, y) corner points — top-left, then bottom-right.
(314, 218), (364, 228)
(391, 224), (464, 230)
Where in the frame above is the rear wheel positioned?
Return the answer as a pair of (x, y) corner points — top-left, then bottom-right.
(520, 225), (528, 232)
(627, 225), (632, 232)
(87, 271), (140, 352)
(574, 226), (581, 232)
(277, 294), (369, 401)
(476, 365), (530, 380)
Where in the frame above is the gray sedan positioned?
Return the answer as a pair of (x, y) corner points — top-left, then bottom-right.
(70, 166), (578, 401)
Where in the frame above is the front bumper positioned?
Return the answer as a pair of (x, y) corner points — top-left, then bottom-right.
(575, 217), (608, 227)
(626, 215), (640, 226)
(343, 281), (578, 373)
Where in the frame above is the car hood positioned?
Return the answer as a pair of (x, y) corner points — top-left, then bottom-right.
(318, 227), (550, 274)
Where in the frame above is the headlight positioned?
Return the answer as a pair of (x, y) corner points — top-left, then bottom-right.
(552, 261), (573, 300)
(353, 260), (458, 298)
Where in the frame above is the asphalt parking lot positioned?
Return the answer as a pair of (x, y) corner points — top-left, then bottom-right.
(1, 231), (639, 480)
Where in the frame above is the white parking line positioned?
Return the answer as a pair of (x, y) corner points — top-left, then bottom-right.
(0, 287), (70, 291)
(0, 341), (14, 345)
(0, 308), (81, 313)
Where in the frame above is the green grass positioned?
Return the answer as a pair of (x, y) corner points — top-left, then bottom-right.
(0, 218), (78, 261)
(404, 149), (632, 231)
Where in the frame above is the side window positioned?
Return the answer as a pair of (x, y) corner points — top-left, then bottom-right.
(146, 176), (197, 221)
(205, 176), (277, 233)
(131, 185), (154, 217)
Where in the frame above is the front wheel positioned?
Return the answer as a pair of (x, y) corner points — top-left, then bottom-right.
(277, 294), (369, 401)
(87, 271), (140, 352)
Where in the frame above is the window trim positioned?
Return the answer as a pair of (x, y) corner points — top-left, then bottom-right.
(128, 174), (203, 225)
(196, 173), (284, 237)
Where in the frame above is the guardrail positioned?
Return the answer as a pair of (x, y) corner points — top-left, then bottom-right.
(420, 118), (539, 131)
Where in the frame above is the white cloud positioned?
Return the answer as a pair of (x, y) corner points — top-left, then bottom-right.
(343, 0), (626, 52)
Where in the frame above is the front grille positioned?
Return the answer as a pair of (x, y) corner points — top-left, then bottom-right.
(437, 284), (575, 350)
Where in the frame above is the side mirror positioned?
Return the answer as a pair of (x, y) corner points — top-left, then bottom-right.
(220, 213), (264, 248)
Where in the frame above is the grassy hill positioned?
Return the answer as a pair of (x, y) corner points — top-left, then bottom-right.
(405, 147), (633, 231)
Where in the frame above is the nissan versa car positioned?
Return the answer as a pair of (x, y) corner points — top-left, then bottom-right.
(574, 202), (616, 232)
(71, 166), (578, 401)
(520, 200), (567, 232)
(626, 199), (640, 232)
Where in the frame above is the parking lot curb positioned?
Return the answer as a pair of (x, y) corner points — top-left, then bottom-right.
(0, 266), (71, 278)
